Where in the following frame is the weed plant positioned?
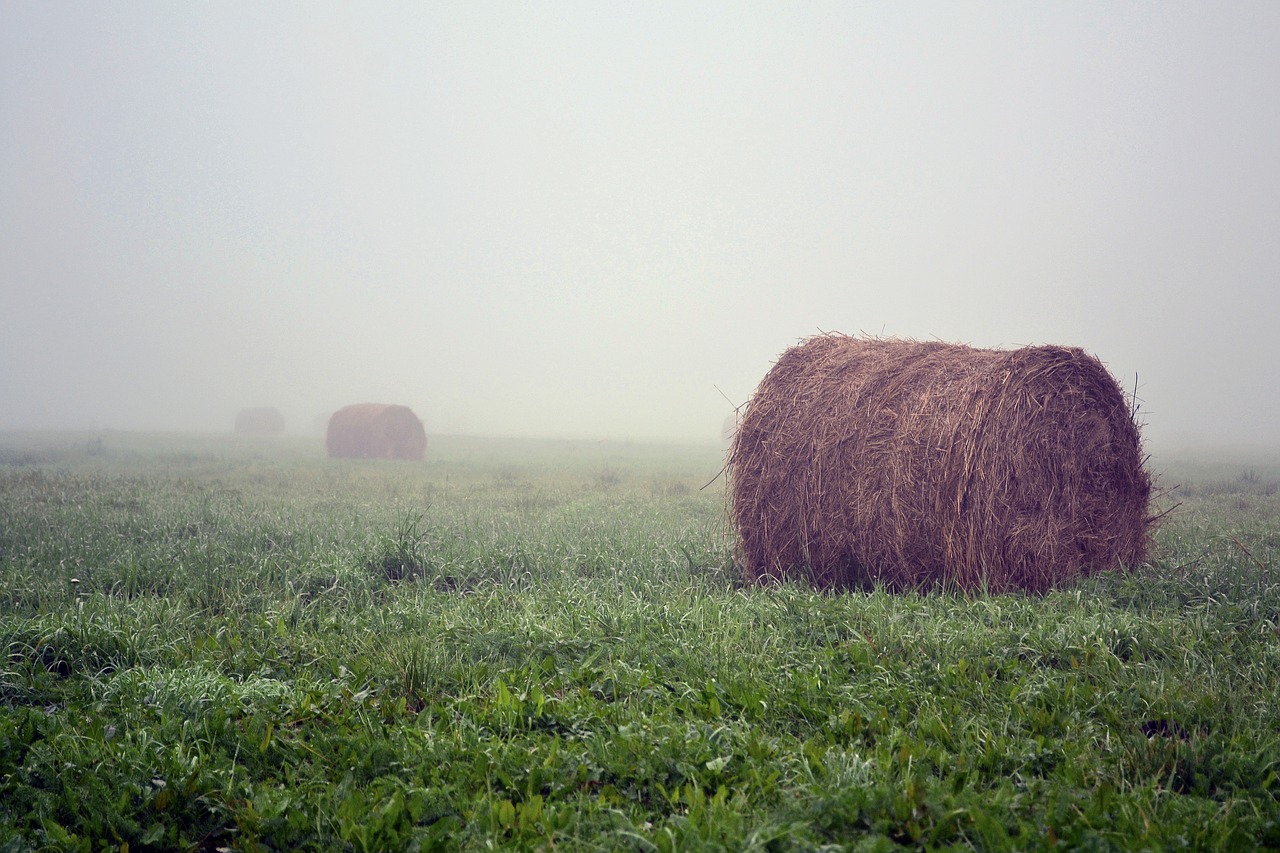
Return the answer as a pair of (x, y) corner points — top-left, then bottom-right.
(0, 432), (1278, 850)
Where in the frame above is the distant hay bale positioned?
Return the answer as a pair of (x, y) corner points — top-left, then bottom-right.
(326, 404), (426, 460)
(721, 412), (742, 443)
(728, 335), (1154, 593)
(234, 407), (285, 436)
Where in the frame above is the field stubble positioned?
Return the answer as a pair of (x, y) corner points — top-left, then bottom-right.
(0, 432), (1278, 850)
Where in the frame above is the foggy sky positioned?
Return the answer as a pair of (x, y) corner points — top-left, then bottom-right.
(3, 2), (1278, 447)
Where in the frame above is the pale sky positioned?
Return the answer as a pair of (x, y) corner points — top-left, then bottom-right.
(2, 2), (1277, 446)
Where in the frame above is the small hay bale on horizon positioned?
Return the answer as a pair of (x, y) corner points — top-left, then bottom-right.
(728, 334), (1155, 594)
(326, 403), (427, 460)
(721, 411), (742, 444)
(234, 406), (285, 436)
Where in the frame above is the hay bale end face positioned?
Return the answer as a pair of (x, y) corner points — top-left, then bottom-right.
(234, 407), (285, 436)
(326, 404), (427, 460)
(728, 335), (1154, 593)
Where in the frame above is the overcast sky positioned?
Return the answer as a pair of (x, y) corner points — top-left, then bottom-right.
(2, 2), (1277, 447)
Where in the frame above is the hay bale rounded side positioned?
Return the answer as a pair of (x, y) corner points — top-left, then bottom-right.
(234, 406), (285, 436)
(728, 335), (1153, 593)
(326, 404), (427, 460)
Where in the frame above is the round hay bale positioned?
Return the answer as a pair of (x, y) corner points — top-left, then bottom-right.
(728, 335), (1153, 593)
(326, 404), (427, 460)
(234, 406), (285, 436)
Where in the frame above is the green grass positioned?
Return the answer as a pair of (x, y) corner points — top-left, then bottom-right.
(1, 431), (1278, 850)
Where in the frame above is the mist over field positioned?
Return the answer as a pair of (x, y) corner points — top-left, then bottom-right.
(2, 2), (1277, 449)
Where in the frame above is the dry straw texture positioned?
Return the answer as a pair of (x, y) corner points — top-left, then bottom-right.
(234, 407), (285, 436)
(728, 335), (1154, 593)
(326, 404), (427, 460)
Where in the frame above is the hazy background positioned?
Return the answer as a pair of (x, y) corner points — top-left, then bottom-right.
(3, 2), (1277, 447)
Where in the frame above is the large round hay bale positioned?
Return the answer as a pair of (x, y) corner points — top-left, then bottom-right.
(326, 404), (427, 460)
(728, 335), (1153, 593)
(234, 406), (285, 435)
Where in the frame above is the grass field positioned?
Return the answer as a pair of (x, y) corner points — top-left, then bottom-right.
(1, 431), (1278, 851)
